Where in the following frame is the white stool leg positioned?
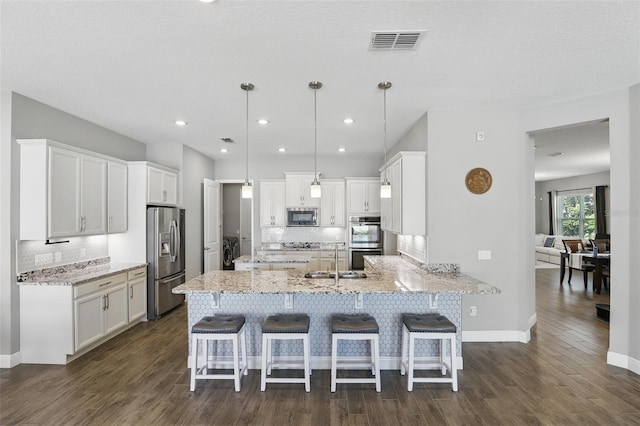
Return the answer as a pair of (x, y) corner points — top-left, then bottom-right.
(407, 333), (415, 392)
(260, 334), (268, 391)
(240, 326), (248, 376)
(400, 325), (408, 375)
(266, 336), (273, 375)
(373, 335), (381, 392)
(330, 334), (338, 393)
(303, 334), (311, 392)
(190, 335), (198, 392)
(450, 334), (458, 392)
(232, 334), (241, 392)
(440, 337), (446, 375)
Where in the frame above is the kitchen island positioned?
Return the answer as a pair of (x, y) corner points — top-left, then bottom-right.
(173, 255), (499, 369)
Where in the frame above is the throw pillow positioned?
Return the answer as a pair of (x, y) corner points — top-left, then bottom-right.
(543, 237), (555, 248)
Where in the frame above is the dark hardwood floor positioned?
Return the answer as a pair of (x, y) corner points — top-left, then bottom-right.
(2, 268), (639, 425)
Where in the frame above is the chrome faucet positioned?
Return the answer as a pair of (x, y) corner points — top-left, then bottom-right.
(334, 243), (340, 283)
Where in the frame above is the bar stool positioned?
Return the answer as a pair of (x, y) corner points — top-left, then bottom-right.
(261, 313), (311, 392)
(330, 313), (381, 392)
(190, 315), (248, 392)
(400, 313), (458, 392)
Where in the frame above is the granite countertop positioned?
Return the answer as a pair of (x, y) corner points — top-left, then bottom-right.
(234, 254), (311, 264)
(18, 258), (148, 286)
(259, 242), (346, 252)
(174, 255), (500, 295)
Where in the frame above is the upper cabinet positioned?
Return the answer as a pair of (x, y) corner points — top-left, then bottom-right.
(107, 161), (128, 233)
(320, 180), (345, 227)
(380, 152), (426, 236)
(285, 173), (320, 208)
(346, 178), (380, 214)
(147, 165), (178, 206)
(18, 139), (121, 240)
(260, 180), (285, 227)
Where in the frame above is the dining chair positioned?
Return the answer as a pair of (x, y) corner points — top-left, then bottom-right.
(561, 239), (594, 289)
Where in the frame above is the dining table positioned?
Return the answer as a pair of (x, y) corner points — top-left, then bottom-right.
(559, 251), (610, 294)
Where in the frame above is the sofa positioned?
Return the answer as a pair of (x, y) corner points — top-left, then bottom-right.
(535, 234), (576, 264)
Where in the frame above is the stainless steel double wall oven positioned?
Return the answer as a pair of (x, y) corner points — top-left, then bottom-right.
(348, 216), (383, 270)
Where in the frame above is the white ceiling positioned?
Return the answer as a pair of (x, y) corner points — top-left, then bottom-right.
(2, 1), (638, 171)
(533, 120), (610, 182)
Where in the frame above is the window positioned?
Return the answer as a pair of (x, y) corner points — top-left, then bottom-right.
(557, 190), (595, 238)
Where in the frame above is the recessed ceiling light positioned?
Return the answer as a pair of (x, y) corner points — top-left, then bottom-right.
(338, 147), (346, 152)
(220, 148), (228, 153)
(174, 120), (187, 126)
(343, 118), (354, 124)
(200, 0), (217, 3)
(257, 119), (269, 125)
(278, 147), (286, 152)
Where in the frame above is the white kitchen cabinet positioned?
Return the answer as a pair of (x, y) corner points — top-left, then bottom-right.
(74, 273), (128, 352)
(285, 173), (320, 208)
(18, 139), (115, 240)
(320, 180), (346, 226)
(259, 181), (285, 226)
(346, 178), (380, 214)
(107, 161), (128, 233)
(20, 266), (147, 364)
(320, 250), (347, 271)
(234, 262), (273, 271)
(127, 267), (147, 323)
(147, 165), (178, 206)
(382, 152), (426, 236)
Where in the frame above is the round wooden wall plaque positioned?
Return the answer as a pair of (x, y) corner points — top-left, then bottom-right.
(465, 167), (492, 194)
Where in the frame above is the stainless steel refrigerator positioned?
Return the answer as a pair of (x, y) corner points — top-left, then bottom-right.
(147, 207), (185, 320)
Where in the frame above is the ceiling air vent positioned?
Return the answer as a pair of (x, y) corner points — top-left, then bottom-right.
(221, 137), (234, 143)
(369, 31), (425, 50)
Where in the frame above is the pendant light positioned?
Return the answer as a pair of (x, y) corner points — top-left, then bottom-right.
(379, 81), (392, 199)
(241, 83), (254, 199)
(309, 81), (322, 198)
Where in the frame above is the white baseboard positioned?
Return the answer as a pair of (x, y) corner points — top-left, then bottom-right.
(607, 351), (640, 375)
(0, 351), (21, 368)
(462, 329), (531, 343)
(187, 355), (464, 371)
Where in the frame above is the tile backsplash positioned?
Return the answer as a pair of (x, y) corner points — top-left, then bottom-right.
(16, 235), (109, 273)
(397, 234), (428, 263)
(261, 227), (347, 244)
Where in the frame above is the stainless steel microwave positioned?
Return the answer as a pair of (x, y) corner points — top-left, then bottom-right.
(286, 208), (318, 227)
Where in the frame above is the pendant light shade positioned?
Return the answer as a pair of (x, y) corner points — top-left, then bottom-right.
(309, 81), (322, 198)
(379, 81), (392, 199)
(241, 83), (254, 199)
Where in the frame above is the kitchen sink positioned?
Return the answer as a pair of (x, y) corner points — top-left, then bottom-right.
(304, 271), (367, 279)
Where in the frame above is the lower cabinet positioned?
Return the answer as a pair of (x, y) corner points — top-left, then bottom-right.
(127, 268), (147, 323)
(235, 262), (308, 271)
(20, 266), (148, 365)
(74, 273), (128, 352)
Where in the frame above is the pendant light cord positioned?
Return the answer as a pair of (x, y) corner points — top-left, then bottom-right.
(245, 86), (249, 184)
(383, 86), (387, 182)
(314, 87), (318, 182)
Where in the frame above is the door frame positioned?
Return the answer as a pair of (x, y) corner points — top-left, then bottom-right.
(218, 179), (255, 260)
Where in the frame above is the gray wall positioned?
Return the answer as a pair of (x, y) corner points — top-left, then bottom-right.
(181, 145), (215, 279)
(223, 183), (242, 239)
(1, 92), (146, 365)
(521, 86), (638, 373)
(535, 171), (610, 235)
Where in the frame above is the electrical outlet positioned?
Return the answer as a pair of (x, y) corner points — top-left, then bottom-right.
(355, 293), (364, 309)
(284, 294), (293, 309)
(475, 132), (485, 142)
(478, 250), (492, 260)
(470, 306), (478, 316)
(55, 251), (62, 262)
(34, 253), (53, 266)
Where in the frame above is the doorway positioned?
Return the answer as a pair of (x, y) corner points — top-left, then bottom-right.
(221, 183), (252, 269)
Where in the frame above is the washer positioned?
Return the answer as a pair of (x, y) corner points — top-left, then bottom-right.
(222, 237), (234, 270)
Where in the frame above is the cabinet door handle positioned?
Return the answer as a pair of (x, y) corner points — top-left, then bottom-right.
(106, 294), (109, 310)
(134, 271), (145, 276)
(99, 281), (112, 287)
(102, 295), (107, 311)
(130, 287), (134, 298)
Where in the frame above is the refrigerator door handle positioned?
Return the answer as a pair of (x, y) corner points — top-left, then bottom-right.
(169, 219), (178, 262)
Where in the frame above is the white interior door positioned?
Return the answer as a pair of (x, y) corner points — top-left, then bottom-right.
(203, 179), (220, 272)
(240, 197), (252, 256)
